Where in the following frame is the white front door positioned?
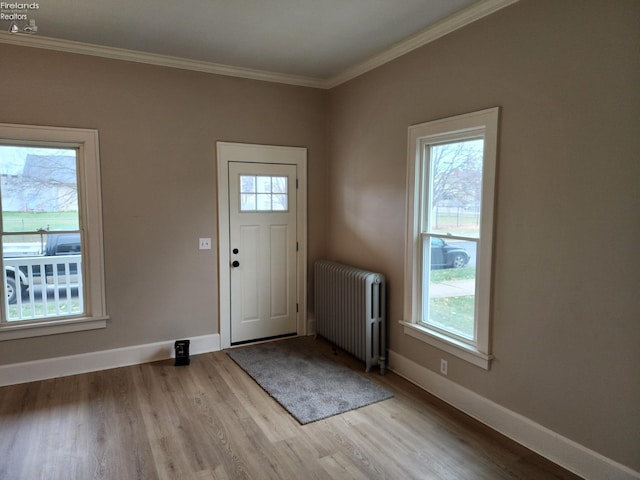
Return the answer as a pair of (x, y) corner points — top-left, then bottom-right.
(228, 161), (298, 344)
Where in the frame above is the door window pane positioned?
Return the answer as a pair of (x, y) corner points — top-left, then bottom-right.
(256, 176), (272, 193)
(240, 175), (256, 194)
(239, 175), (288, 212)
(272, 177), (287, 193)
(272, 194), (287, 211)
(256, 193), (272, 210)
(240, 193), (256, 211)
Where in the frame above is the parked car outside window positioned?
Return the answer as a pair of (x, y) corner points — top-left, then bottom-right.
(430, 237), (469, 269)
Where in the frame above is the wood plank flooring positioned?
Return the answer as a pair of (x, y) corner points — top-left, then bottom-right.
(0, 337), (582, 479)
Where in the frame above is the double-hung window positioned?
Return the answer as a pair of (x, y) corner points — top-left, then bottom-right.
(0, 123), (108, 340)
(402, 108), (499, 369)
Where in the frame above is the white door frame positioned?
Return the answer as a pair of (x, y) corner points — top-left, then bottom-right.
(216, 142), (307, 349)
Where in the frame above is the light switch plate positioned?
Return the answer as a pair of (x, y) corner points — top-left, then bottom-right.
(199, 237), (211, 250)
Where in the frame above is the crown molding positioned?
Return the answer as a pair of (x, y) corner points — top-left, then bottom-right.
(0, 0), (518, 90)
(326, 0), (519, 88)
(0, 31), (326, 89)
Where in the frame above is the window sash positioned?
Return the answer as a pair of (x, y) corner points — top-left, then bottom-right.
(420, 233), (478, 344)
(420, 137), (485, 240)
(2, 232), (86, 321)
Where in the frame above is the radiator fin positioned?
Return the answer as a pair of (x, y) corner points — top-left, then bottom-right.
(314, 260), (386, 373)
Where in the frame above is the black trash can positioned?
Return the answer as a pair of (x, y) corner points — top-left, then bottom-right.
(174, 339), (190, 366)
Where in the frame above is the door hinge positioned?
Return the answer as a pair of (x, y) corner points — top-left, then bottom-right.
(296, 242), (299, 251)
(296, 178), (299, 189)
(296, 303), (299, 313)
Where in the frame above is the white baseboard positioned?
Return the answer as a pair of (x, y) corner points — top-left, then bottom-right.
(388, 349), (639, 480)
(0, 333), (221, 387)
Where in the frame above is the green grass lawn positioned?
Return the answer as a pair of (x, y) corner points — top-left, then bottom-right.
(3, 211), (79, 233)
(428, 266), (476, 339)
(430, 266), (475, 282)
(428, 296), (474, 339)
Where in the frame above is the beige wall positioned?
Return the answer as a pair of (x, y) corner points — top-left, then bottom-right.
(0, 44), (328, 362)
(326, 0), (639, 471)
(1, 0), (638, 472)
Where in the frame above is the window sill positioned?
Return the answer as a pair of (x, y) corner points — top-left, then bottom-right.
(0, 316), (108, 341)
(400, 321), (492, 370)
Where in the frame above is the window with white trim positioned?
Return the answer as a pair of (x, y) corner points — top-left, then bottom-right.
(402, 108), (499, 369)
(0, 124), (108, 340)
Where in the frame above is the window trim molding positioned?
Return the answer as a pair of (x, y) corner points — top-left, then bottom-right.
(402, 108), (499, 369)
(0, 123), (108, 340)
(0, 316), (107, 341)
(400, 321), (492, 369)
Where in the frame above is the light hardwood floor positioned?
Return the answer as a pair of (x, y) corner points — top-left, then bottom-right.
(0, 337), (582, 480)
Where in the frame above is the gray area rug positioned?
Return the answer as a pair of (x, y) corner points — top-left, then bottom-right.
(227, 338), (393, 425)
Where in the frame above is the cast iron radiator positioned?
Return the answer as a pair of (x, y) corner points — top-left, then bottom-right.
(314, 260), (386, 374)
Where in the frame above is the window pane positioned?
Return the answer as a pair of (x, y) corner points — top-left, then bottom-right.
(240, 175), (256, 193)
(256, 193), (271, 210)
(0, 146), (80, 233)
(272, 194), (287, 211)
(3, 233), (84, 321)
(272, 176), (287, 193)
(422, 235), (476, 340)
(240, 194), (256, 211)
(427, 139), (483, 238)
(256, 176), (272, 193)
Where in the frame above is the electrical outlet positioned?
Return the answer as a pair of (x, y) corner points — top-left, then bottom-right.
(440, 359), (448, 376)
(199, 237), (211, 250)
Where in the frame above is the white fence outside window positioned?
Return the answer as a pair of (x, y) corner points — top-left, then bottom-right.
(4, 254), (83, 321)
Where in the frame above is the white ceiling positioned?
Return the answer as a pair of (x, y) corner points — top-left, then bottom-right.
(0, 0), (517, 87)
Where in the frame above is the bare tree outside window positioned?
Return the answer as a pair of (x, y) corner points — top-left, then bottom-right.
(21, 154), (79, 213)
(429, 139), (483, 237)
(0, 146), (79, 233)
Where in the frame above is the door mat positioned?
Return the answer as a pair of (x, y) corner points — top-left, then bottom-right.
(227, 337), (393, 425)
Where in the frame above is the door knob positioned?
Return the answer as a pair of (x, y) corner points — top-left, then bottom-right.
(232, 260), (240, 268)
